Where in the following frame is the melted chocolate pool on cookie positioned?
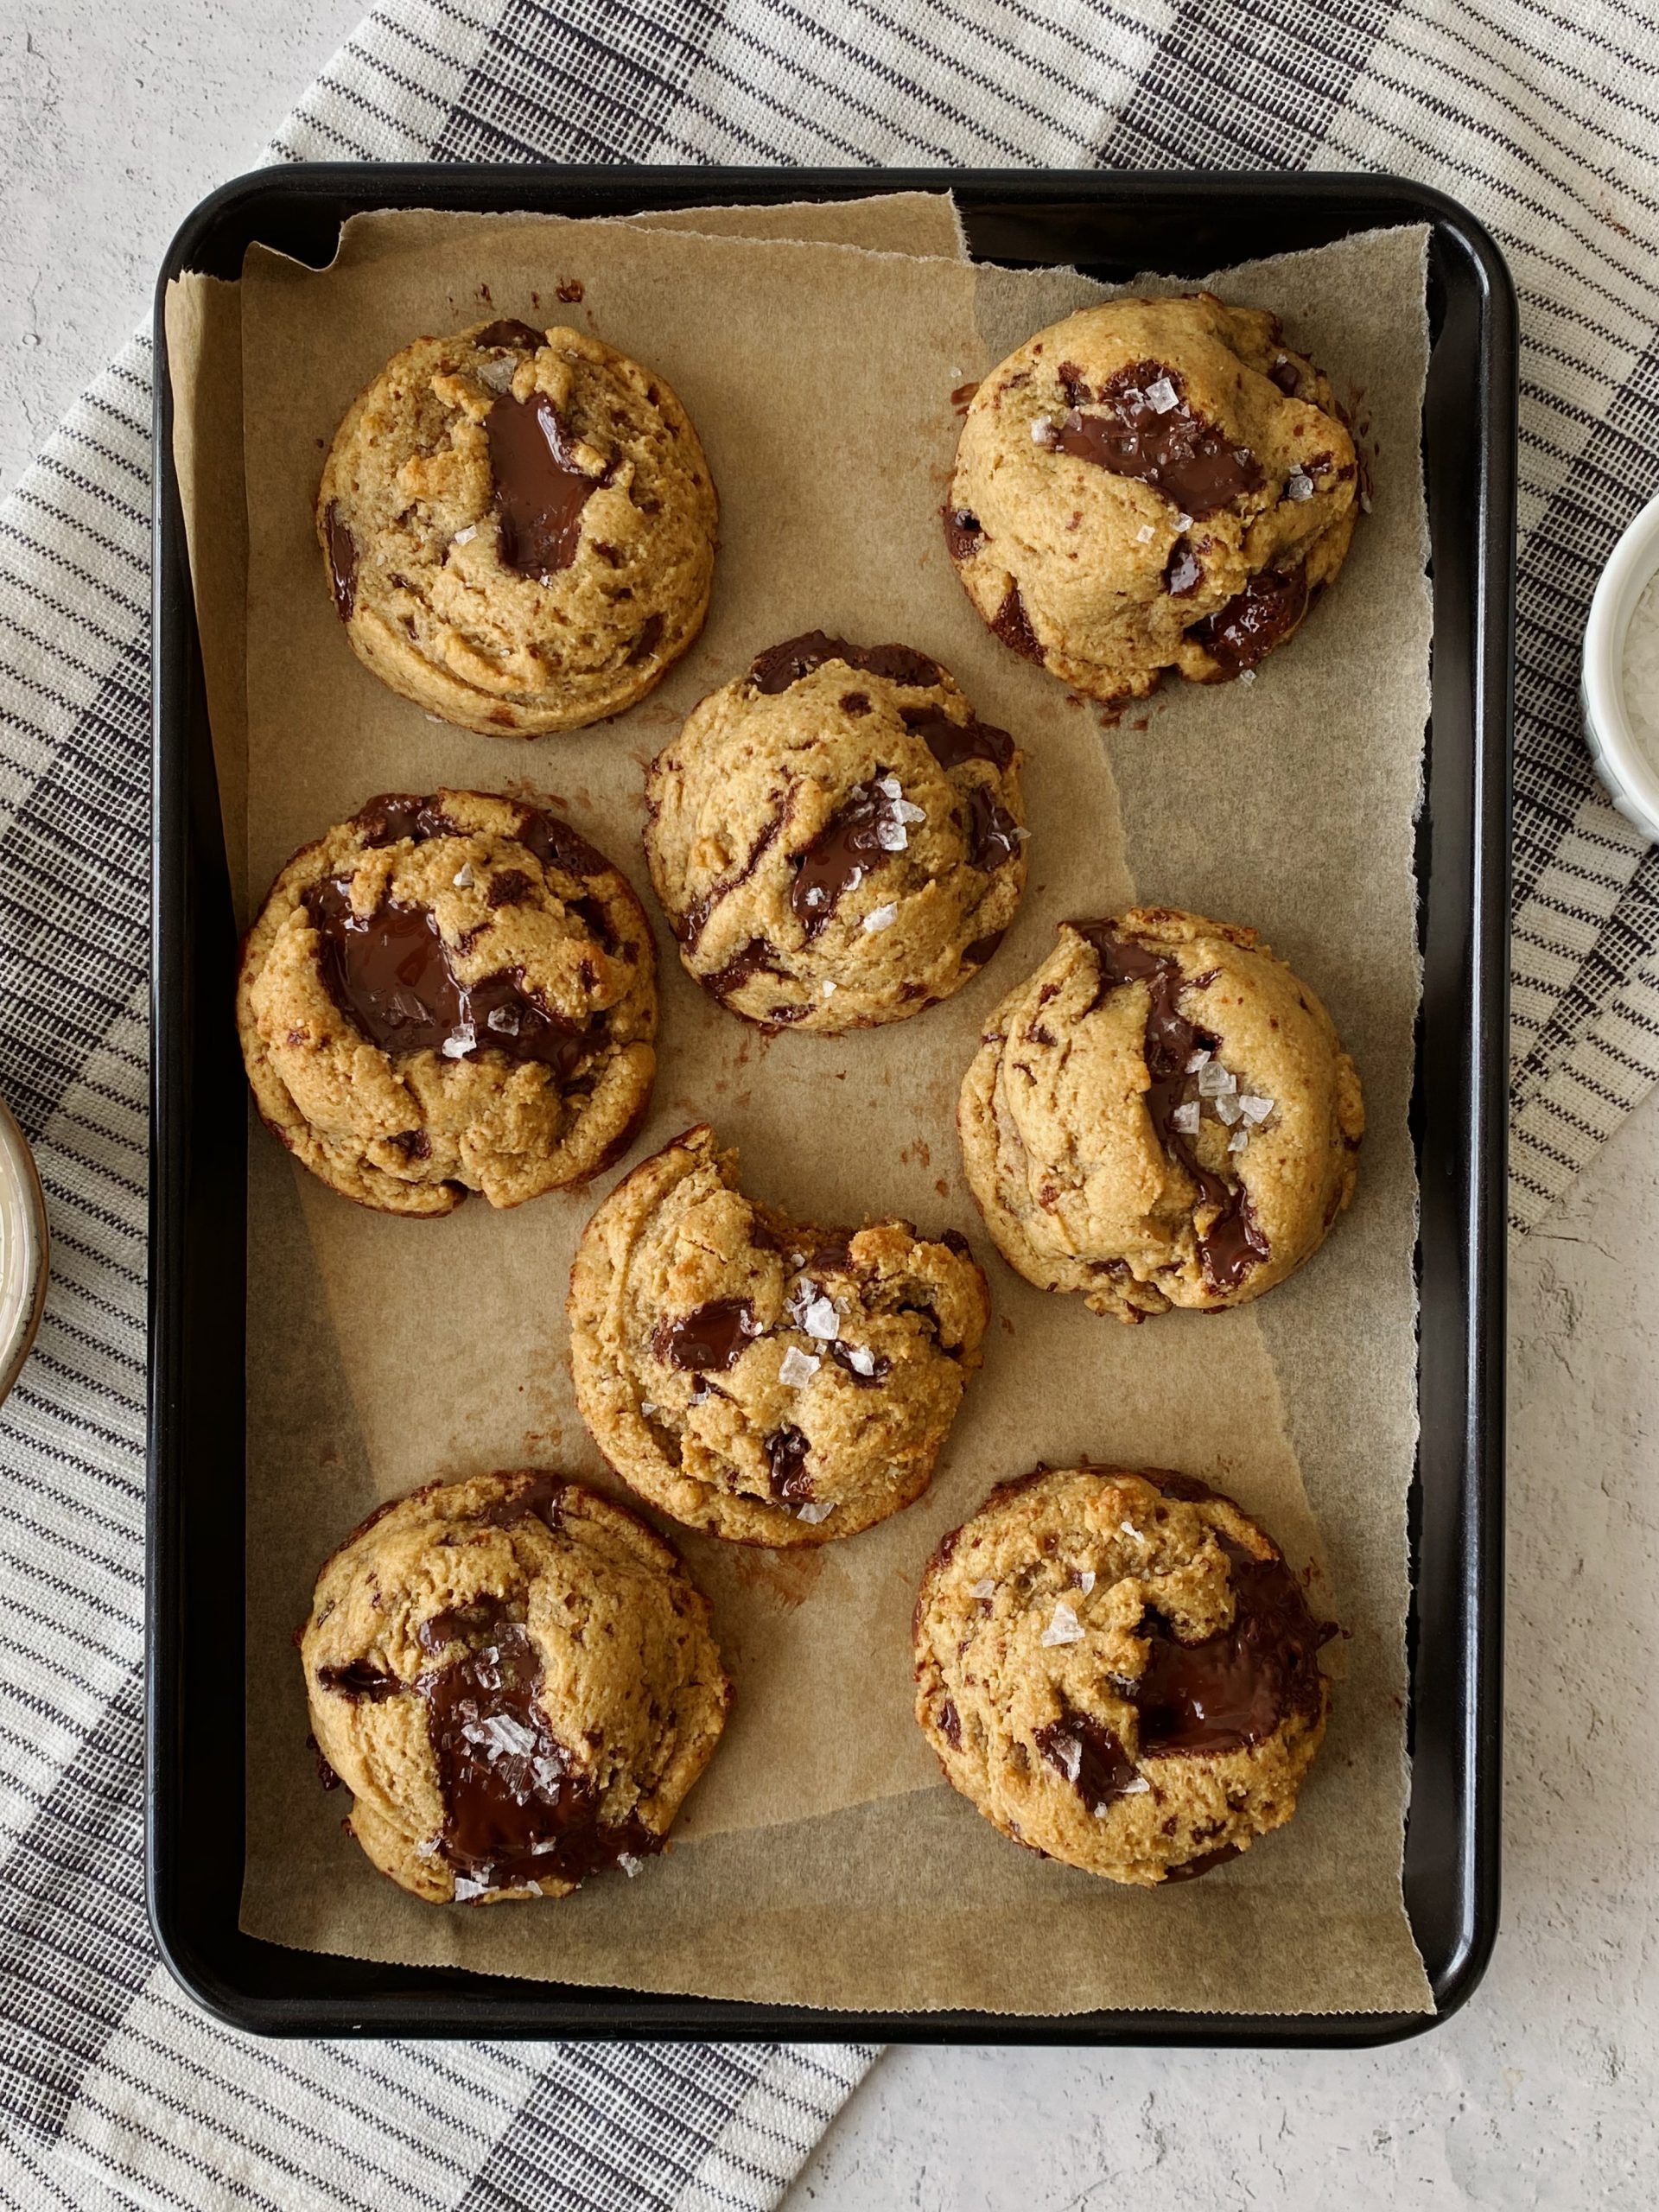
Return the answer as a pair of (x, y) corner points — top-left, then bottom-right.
(486, 391), (601, 577)
(1075, 924), (1269, 1292)
(302, 878), (594, 1077)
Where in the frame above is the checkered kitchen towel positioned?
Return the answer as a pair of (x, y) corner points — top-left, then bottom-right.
(3, 0), (1657, 2202)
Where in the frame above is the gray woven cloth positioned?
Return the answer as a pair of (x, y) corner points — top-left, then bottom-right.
(2, 0), (1657, 2202)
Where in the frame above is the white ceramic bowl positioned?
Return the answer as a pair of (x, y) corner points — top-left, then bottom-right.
(0, 1094), (49, 1408)
(1582, 487), (1659, 843)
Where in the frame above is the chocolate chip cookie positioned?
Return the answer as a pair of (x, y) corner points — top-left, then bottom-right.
(913, 1466), (1334, 1885)
(237, 789), (656, 1214)
(317, 319), (716, 734)
(569, 1124), (990, 1544)
(946, 294), (1358, 702)
(957, 907), (1363, 1319)
(302, 1469), (729, 1904)
(643, 633), (1027, 1030)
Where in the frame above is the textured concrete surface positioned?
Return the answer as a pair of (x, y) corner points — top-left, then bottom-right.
(7, 5), (1657, 2203)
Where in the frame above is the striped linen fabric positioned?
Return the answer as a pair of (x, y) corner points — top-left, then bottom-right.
(0, 0), (1656, 2201)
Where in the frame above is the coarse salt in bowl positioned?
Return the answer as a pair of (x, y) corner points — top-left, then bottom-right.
(1582, 487), (1659, 843)
(0, 1093), (48, 1408)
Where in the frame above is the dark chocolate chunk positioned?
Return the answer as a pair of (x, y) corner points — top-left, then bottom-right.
(655, 1300), (760, 1373)
(626, 611), (665, 665)
(705, 937), (785, 999)
(830, 1339), (892, 1389)
(766, 1426), (812, 1504)
(678, 813), (783, 950)
(1073, 923), (1269, 1292)
(966, 785), (1020, 872)
(1164, 541), (1204, 597)
(1268, 357), (1303, 397)
(790, 779), (893, 938)
(938, 1698), (963, 1749)
(420, 1605), (657, 1894)
(1049, 362), (1264, 517)
(302, 877), (594, 1078)
(474, 318), (544, 352)
(748, 632), (941, 696)
(323, 501), (358, 622)
(990, 581), (1044, 663)
(1188, 563), (1308, 676)
(899, 702), (1014, 772)
(316, 1660), (401, 1701)
(308, 1732), (343, 1790)
(479, 1472), (566, 1531)
(486, 868), (533, 909)
(1163, 1841), (1243, 1882)
(1056, 360), (1093, 408)
(509, 804), (607, 880)
(1128, 1539), (1332, 1757)
(841, 691), (872, 716)
(963, 931), (1005, 968)
(944, 506), (986, 561)
(354, 793), (459, 849)
(1035, 1704), (1140, 1815)
(486, 391), (600, 576)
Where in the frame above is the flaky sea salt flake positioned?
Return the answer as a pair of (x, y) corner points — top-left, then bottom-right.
(893, 798), (926, 825)
(479, 356), (517, 392)
(1196, 1059), (1236, 1097)
(1145, 376), (1179, 413)
(619, 1853), (645, 1878)
(453, 861), (476, 888)
(876, 774), (901, 799)
(795, 1499), (836, 1523)
(1076, 1569), (1096, 1595)
(876, 818), (909, 853)
(1238, 1092), (1274, 1123)
(779, 1345), (821, 1388)
(802, 1295), (840, 1342)
(1135, 523), (1155, 544)
(843, 1342), (877, 1376)
(1285, 467), (1314, 502)
(863, 903), (898, 933)
(969, 1577), (996, 1599)
(442, 1025), (477, 1059)
(1228, 1128), (1249, 1154)
(1050, 1732), (1084, 1782)
(1185, 1048), (1211, 1072)
(452, 1875), (489, 1903)
(1214, 1093), (1243, 1126)
(453, 524), (479, 544)
(821, 979), (836, 997)
(1174, 512), (1193, 532)
(1040, 1601), (1084, 1648)
(1169, 1101), (1201, 1135)
(1239, 667), (1257, 684)
(1031, 415), (1054, 442)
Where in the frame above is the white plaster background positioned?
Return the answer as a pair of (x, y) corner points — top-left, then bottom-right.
(4, 4), (1655, 2202)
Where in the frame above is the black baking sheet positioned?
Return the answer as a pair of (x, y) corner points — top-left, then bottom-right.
(148, 167), (1513, 2044)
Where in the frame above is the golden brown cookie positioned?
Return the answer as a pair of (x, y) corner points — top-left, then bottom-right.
(237, 789), (656, 1215)
(957, 907), (1362, 1319)
(913, 1466), (1334, 1885)
(569, 1124), (989, 1545)
(643, 633), (1027, 1031)
(317, 319), (716, 734)
(945, 293), (1357, 702)
(302, 1469), (729, 1904)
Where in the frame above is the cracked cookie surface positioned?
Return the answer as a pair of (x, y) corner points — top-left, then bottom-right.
(302, 1469), (729, 1904)
(644, 633), (1027, 1031)
(913, 1465), (1334, 1885)
(569, 1124), (990, 1545)
(238, 788), (657, 1215)
(317, 318), (716, 734)
(946, 293), (1357, 703)
(957, 906), (1363, 1319)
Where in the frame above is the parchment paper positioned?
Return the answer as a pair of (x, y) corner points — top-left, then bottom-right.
(167, 199), (1432, 2015)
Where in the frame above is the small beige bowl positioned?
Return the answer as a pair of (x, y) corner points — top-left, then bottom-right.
(0, 1095), (48, 1407)
(1582, 488), (1659, 843)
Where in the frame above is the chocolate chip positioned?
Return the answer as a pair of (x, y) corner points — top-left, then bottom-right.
(1048, 359), (1265, 517)
(486, 868), (532, 909)
(323, 501), (358, 621)
(1188, 563), (1309, 676)
(766, 1426), (812, 1503)
(944, 506), (986, 561)
(474, 319), (544, 352)
(899, 703), (1014, 772)
(654, 1300), (759, 1372)
(486, 391), (600, 575)
(748, 632), (941, 695)
(990, 581), (1044, 663)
